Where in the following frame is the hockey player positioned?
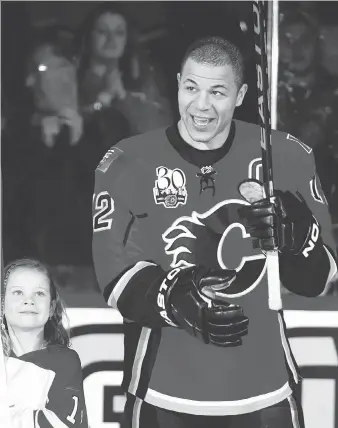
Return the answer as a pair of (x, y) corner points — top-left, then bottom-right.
(92, 36), (337, 428)
(1, 258), (88, 427)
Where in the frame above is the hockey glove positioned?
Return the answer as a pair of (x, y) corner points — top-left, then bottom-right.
(155, 266), (249, 347)
(238, 179), (320, 256)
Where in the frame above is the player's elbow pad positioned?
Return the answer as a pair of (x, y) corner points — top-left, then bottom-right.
(279, 237), (335, 297)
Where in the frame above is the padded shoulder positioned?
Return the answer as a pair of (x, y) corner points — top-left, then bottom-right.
(96, 146), (124, 174)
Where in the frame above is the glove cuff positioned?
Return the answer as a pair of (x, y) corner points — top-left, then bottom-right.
(156, 269), (181, 327)
(289, 215), (321, 257)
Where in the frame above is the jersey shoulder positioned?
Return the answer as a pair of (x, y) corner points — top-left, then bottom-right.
(273, 130), (313, 156)
(234, 119), (313, 160)
(95, 127), (168, 177)
(19, 345), (82, 379)
(47, 346), (82, 378)
(94, 127), (172, 198)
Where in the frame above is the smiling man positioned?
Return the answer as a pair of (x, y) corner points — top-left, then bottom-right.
(177, 46), (247, 149)
(92, 37), (337, 428)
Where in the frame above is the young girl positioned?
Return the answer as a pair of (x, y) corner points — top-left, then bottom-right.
(0, 258), (88, 427)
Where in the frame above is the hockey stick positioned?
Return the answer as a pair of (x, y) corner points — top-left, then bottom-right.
(252, 0), (282, 310)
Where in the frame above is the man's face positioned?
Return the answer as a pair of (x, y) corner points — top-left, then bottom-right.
(26, 45), (77, 114)
(177, 59), (247, 146)
(279, 22), (317, 73)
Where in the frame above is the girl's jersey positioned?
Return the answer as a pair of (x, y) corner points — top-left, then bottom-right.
(5, 345), (88, 427)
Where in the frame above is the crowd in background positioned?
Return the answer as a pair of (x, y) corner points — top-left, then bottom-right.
(2, 1), (338, 296)
(277, 2), (338, 292)
(278, 3), (338, 225)
(2, 3), (175, 294)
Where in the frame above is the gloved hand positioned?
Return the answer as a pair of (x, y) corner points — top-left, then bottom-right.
(237, 179), (320, 257)
(157, 266), (249, 347)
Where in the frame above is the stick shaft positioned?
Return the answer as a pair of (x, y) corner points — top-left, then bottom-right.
(252, 0), (282, 311)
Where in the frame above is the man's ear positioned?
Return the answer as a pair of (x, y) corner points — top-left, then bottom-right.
(236, 83), (248, 107)
(177, 73), (181, 86)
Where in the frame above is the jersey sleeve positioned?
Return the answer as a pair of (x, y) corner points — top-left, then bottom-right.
(279, 135), (337, 296)
(92, 148), (169, 327)
(39, 349), (88, 428)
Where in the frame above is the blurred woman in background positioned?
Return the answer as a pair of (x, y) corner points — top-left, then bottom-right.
(78, 2), (172, 135)
(2, 25), (125, 275)
(0, 258), (88, 427)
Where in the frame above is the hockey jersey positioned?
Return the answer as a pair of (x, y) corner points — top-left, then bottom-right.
(3, 345), (88, 428)
(92, 119), (337, 415)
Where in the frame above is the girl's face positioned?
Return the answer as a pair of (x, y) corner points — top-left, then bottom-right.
(91, 12), (127, 61)
(4, 268), (52, 332)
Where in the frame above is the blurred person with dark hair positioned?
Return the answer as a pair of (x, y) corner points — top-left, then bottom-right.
(0, 258), (88, 427)
(277, 9), (338, 222)
(77, 2), (172, 136)
(25, 25), (84, 148)
(320, 23), (338, 225)
(2, 25), (126, 274)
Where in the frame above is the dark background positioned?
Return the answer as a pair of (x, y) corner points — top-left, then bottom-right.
(1, 1), (260, 123)
(1, 1), (338, 300)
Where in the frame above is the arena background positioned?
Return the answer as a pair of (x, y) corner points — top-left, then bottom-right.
(2, 2), (338, 427)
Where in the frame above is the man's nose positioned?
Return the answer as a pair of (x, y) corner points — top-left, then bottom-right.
(195, 91), (211, 110)
(107, 32), (117, 45)
(25, 74), (35, 88)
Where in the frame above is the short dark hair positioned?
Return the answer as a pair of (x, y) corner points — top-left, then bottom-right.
(280, 9), (319, 37)
(28, 25), (77, 63)
(181, 36), (245, 88)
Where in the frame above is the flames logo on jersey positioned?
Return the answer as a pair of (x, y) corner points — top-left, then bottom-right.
(153, 166), (188, 208)
(162, 199), (267, 297)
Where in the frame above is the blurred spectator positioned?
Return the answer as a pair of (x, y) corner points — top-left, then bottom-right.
(277, 9), (338, 223)
(77, 2), (172, 135)
(320, 24), (338, 224)
(2, 25), (120, 272)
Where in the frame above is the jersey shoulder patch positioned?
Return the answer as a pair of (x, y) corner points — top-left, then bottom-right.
(286, 133), (312, 154)
(96, 147), (124, 173)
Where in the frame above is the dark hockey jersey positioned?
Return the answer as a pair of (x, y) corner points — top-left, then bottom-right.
(4, 345), (88, 427)
(92, 119), (337, 415)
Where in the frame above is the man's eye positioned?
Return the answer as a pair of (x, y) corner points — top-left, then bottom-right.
(116, 30), (126, 37)
(212, 91), (225, 97)
(12, 290), (23, 296)
(185, 86), (197, 92)
(96, 29), (107, 37)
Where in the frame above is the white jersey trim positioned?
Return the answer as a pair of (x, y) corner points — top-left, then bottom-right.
(129, 327), (152, 395)
(132, 397), (143, 428)
(107, 261), (156, 308)
(287, 395), (301, 428)
(325, 245), (338, 284)
(144, 382), (292, 415)
(278, 313), (299, 384)
(248, 157), (262, 180)
(319, 245), (338, 296)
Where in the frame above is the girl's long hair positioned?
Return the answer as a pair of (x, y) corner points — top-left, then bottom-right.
(1, 258), (70, 357)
